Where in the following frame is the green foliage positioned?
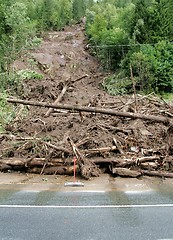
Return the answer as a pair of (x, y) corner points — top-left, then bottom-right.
(72, 0), (86, 22)
(122, 41), (173, 93)
(17, 70), (43, 81)
(86, 2), (135, 69)
(0, 72), (21, 92)
(131, 0), (173, 43)
(0, 69), (43, 95)
(102, 73), (132, 95)
(87, 0), (173, 94)
(0, 1), (36, 73)
(25, 0), (73, 31)
(0, 92), (15, 132)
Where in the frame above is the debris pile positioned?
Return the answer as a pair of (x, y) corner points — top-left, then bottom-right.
(0, 23), (173, 179)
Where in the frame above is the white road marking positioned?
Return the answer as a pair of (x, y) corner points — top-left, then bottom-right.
(64, 190), (106, 193)
(0, 204), (173, 208)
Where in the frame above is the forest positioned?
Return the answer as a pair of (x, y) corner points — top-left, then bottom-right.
(1, 0), (173, 94)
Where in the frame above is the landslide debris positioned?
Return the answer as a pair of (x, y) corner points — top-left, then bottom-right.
(0, 23), (173, 179)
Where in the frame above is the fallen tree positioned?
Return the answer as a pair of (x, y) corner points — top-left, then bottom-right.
(7, 98), (172, 124)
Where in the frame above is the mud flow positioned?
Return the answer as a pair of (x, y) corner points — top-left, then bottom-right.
(0, 23), (173, 179)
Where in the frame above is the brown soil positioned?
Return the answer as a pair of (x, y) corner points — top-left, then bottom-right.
(0, 23), (173, 179)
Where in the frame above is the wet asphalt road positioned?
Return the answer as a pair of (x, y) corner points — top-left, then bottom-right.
(0, 189), (173, 240)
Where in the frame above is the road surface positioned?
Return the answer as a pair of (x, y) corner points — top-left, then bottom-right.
(0, 174), (173, 240)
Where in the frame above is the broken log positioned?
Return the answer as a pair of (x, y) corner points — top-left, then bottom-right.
(116, 156), (160, 168)
(91, 158), (120, 164)
(45, 84), (68, 117)
(112, 167), (141, 177)
(7, 98), (172, 124)
(140, 162), (158, 170)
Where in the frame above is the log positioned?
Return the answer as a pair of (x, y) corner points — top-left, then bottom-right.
(45, 84), (68, 117)
(141, 170), (173, 178)
(7, 98), (172, 124)
(1, 158), (62, 168)
(0, 157), (120, 166)
(83, 146), (117, 154)
(28, 165), (77, 175)
(112, 167), (141, 177)
(92, 158), (120, 164)
(0, 158), (27, 166)
(116, 156), (160, 168)
(140, 162), (158, 170)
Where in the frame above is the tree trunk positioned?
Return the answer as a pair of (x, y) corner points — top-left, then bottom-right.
(7, 98), (172, 124)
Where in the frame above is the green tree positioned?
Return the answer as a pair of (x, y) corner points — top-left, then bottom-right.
(72, 0), (86, 22)
(86, 2), (134, 68)
(131, 0), (173, 43)
(151, 0), (173, 42)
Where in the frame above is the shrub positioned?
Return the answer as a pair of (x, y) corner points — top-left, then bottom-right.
(17, 70), (43, 80)
(121, 41), (173, 93)
(0, 92), (15, 132)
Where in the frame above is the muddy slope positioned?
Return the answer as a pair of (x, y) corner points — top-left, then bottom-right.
(0, 23), (173, 179)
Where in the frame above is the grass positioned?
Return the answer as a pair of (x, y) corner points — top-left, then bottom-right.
(0, 68), (43, 133)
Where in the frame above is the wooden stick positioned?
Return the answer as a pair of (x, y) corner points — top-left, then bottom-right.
(40, 151), (53, 175)
(44, 142), (72, 154)
(45, 84), (68, 117)
(10, 136), (72, 154)
(83, 146), (117, 154)
(113, 138), (124, 155)
(130, 64), (137, 112)
(71, 74), (88, 83)
(67, 137), (84, 161)
(7, 98), (172, 124)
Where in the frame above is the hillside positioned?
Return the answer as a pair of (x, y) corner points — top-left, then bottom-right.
(0, 23), (173, 179)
